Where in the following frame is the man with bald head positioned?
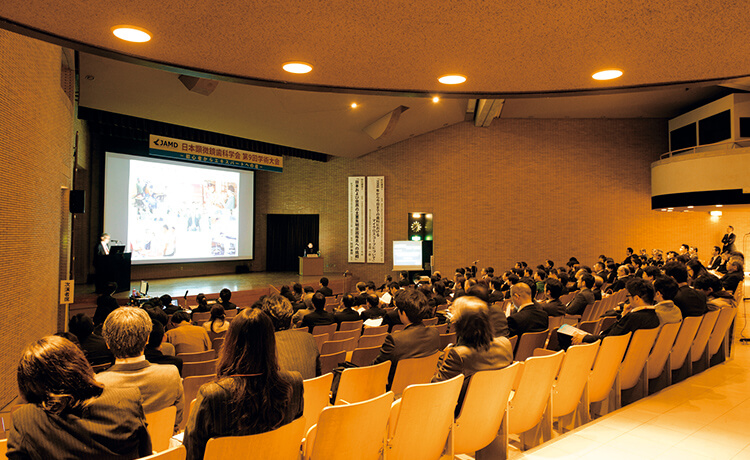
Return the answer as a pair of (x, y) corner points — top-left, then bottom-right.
(507, 282), (548, 337)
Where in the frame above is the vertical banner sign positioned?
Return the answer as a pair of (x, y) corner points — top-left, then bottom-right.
(367, 176), (385, 263)
(348, 177), (366, 263)
(60, 280), (74, 304)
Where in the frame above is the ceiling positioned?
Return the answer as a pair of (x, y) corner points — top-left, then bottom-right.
(2, 1), (750, 156)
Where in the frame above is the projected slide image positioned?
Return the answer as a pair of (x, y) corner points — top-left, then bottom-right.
(127, 160), (239, 261)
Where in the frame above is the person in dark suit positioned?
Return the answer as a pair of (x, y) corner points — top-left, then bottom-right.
(360, 294), (387, 322)
(97, 307), (184, 431)
(353, 281), (368, 306)
(565, 273), (596, 316)
(261, 293), (320, 379)
(707, 246), (723, 271)
(301, 292), (335, 332)
(7, 335), (152, 459)
(334, 294), (361, 328)
(721, 259), (744, 295)
(398, 270), (411, 287)
(68, 313), (114, 367)
(542, 278), (566, 317)
(432, 296), (514, 413)
(218, 288), (237, 310)
(606, 265), (631, 294)
(145, 321), (184, 375)
(93, 232), (111, 294)
(93, 282), (119, 326)
(373, 289), (441, 389)
(316, 277), (333, 297)
(665, 261), (707, 317)
(721, 226), (736, 253)
(183, 308), (303, 460)
(466, 284), (508, 337)
(488, 278), (505, 304)
(507, 283), (548, 337)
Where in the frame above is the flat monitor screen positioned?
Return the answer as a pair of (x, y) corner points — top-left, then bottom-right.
(393, 240), (423, 271)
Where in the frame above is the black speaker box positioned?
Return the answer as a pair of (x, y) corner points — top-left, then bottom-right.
(70, 190), (85, 213)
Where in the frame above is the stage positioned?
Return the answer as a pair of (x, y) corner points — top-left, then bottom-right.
(69, 271), (358, 321)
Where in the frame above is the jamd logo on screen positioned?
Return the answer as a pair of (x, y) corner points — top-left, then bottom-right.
(153, 139), (179, 148)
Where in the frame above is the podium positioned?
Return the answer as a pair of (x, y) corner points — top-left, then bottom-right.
(96, 247), (131, 293)
(299, 256), (324, 277)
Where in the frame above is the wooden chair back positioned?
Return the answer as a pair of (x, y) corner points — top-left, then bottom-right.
(305, 392), (394, 460)
(181, 374), (216, 430)
(551, 341), (600, 419)
(311, 324), (337, 341)
(339, 320), (363, 331)
(334, 361), (391, 405)
(205, 416), (305, 460)
(312, 333), (328, 353)
(302, 373), (333, 433)
(454, 363), (521, 456)
(647, 322), (681, 380)
(0, 438), (6, 459)
(224, 309), (237, 318)
(387, 375), (464, 460)
(545, 327), (560, 351)
(192, 311), (211, 323)
(211, 338), (224, 357)
(390, 324), (406, 333)
(177, 349), (215, 363)
(363, 325), (388, 335)
(548, 315), (564, 330)
(357, 333), (387, 349)
(562, 315), (580, 325)
(690, 309), (721, 363)
(514, 329), (549, 362)
(509, 335), (518, 351)
(389, 351), (441, 396)
(619, 327), (660, 392)
(439, 332), (457, 350)
(182, 359), (218, 379)
(320, 336), (358, 355)
(350, 346), (382, 367)
(145, 405), (177, 453)
(587, 332), (631, 405)
(578, 320), (599, 335)
(429, 323), (448, 334)
(207, 329), (226, 342)
(595, 316), (617, 335)
(422, 317), (439, 326)
(580, 302), (597, 322)
(507, 350), (564, 436)
(138, 445), (186, 460)
(319, 350), (346, 375)
(708, 307), (738, 359)
(669, 315), (702, 371)
(331, 329), (360, 342)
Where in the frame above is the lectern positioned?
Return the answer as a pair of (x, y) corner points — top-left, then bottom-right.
(99, 246), (131, 293)
(299, 256), (324, 276)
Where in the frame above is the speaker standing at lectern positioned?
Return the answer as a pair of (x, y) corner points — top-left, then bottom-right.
(94, 233), (111, 293)
(303, 242), (317, 257)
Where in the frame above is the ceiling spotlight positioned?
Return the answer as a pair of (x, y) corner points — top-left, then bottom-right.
(350, 102), (358, 108)
(432, 96), (440, 103)
(112, 25), (152, 43)
(716, 204), (723, 207)
(710, 210), (723, 217)
(592, 69), (623, 81)
(438, 74), (466, 85)
(282, 62), (313, 74)
(687, 206), (694, 209)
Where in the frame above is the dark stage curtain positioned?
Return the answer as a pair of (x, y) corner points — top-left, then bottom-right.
(266, 214), (319, 272)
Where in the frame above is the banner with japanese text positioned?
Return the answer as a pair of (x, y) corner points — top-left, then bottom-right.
(367, 176), (385, 263)
(348, 176), (366, 263)
(149, 134), (283, 172)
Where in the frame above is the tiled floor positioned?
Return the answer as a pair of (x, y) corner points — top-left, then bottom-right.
(514, 304), (750, 460)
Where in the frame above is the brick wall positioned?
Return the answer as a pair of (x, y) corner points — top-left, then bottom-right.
(0, 30), (74, 408)
(255, 118), (750, 283)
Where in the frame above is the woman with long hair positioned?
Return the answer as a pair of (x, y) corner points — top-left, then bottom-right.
(202, 305), (229, 334)
(183, 308), (303, 460)
(7, 336), (151, 459)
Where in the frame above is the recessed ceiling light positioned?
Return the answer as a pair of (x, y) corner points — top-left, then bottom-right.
(432, 96), (440, 103)
(282, 62), (313, 74)
(592, 69), (623, 81)
(438, 75), (466, 85)
(687, 206), (694, 209)
(112, 25), (151, 43)
(716, 204), (723, 207)
(350, 102), (358, 108)
(711, 210), (723, 217)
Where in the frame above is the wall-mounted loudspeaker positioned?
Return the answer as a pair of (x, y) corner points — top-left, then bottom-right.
(69, 190), (85, 214)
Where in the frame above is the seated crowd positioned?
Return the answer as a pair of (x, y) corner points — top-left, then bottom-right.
(6, 246), (744, 459)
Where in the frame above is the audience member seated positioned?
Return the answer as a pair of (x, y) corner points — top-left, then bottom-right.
(7, 336), (151, 459)
(192, 293), (211, 313)
(291, 287), (315, 324)
(373, 289), (441, 389)
(686, 258), (709, 284)
(360, 294), (387, 322)
(592, 275), (604, 300)
(161, 294), (181, 315)
(260, 294), (320, 379)
(203, 305), (230, 334)
(565, 273), (595, 316)
(218, 288), (237, 310)
(665, 261), (707, 317)
(166, 311), (211, 354)
(488, 278), (505, 303)
(145, 321), (184, 375)
(68, 313), (114, 367)
(642, 265), (661, 282)
(354, 281), (368, 306)
(93, 282), (119, 327)
(507, 283), (548, 337)
(316, 277), (333, 296)
(707, 246), (722, 271)
(398, 270), (411, 287)
(694, 274), (737, 309)
(606, 265), (631, 293)
(291, 283), (303, 303)
(301, 292), (335, 332)
(183, 308), (303, 460)
(334, 294), (361, 327)
(567, 278), (660, 347)
(432, 296), (513, 413)
(653, 276), (683, 325)
(541, 278), (566, 317)
(433, 281), (448, 307)
(97, 307), (184, 431)
(720, 259), (745, 295)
